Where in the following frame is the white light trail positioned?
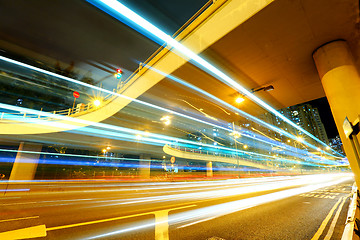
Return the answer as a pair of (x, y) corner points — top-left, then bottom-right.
(144, 64), (341, 158)
(85, 174), (352, 239)
(86, 0), (338, 153)
(0, 108), (332, 166)
(0, 57), (341, 160)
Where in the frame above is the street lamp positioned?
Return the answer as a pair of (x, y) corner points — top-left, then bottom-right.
(160, 116), (171, 125)
(235, 97), (245, 104)
(93, 99), (101, 107)
(251, 85), (274, 93)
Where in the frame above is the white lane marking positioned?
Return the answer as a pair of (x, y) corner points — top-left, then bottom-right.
(323, 196), (348, 240)
(0, 216), (39, 223)
(0, 224), (46, 239)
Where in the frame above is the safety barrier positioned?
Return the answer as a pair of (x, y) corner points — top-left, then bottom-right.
(342, 183), (358, 240)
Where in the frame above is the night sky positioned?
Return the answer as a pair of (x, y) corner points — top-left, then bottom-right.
(305, 97), (339, 139)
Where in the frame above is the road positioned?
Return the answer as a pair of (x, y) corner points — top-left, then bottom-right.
(0, 173), (354, 240)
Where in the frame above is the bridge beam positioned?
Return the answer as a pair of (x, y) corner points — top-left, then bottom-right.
(313, 40), (360, 186)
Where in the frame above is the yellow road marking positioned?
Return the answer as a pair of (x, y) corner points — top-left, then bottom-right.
(0, 224), (46, 239)
(311, 197), (343, 240)
(0, 215), (39, 223)
(155, 210), (169, 240)
(47, 204), (196, 231)
(324, 196), (348, 240)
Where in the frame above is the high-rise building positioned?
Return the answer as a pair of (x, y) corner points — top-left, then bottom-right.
(282, 104), (329, 145)
(329, 136), (344, 155)
(258, 103), (329, 147)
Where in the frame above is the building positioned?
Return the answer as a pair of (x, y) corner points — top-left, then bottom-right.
(257, 103), (329, 147)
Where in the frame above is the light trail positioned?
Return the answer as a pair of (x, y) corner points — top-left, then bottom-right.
(86, 0), (341, 155)
(79, 174), (339, 208)
(1, 108), (335, 166)
(0, 56), (341, 162)
(83, 174), (352, 239)
(0, 155), (275, 172)
(0, 106), (338, 166)
(143, 64), (341, 159)
(0, 58), (325, 162)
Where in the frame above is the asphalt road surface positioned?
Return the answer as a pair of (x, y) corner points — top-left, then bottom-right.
(0, 173), (354, 240)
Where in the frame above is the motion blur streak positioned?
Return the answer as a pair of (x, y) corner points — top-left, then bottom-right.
(77, 174), (345, 207)
(86, 174), (351, 239)
(0, 104), (340, 166)
(86, 0), (336, 151)
(167, 174), (352, 224)
(144, 64), (340, 158)
(0, 56), (340, 162)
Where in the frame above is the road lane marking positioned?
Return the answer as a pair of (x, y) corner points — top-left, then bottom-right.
(46, 204), (196, 231)
(155, 210), (169, 240)
(323, 195), (348, 240)
(311, 197), (344, 240)
(0, 215), (39, 223)
(0, 224), (46, 239)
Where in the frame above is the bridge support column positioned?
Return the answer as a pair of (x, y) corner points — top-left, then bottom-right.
(139, 154), (151, 179)
(9, 142), (42, 181)
(206, 161), (213, 177)
(313, 40), (360, 185)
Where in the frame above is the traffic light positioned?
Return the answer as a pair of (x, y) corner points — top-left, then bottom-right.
(115, 68), (123, 79)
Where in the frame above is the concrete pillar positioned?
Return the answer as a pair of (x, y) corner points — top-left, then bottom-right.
(313, 40), (360, 185)
(9, 142), (42, 180)
(139, 154), (151, 179)
(206, 161), (213, 177)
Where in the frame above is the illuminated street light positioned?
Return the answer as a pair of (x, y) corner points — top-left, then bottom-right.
(326, 146), (331, 150)
(287, 140), (291, 143)
(106, 146), (111, 150)
(160, 116), (171, 125)
(162, 155), (166, 159)
(102, 149), (107, 153)
(296, 136), (304, 143)
(93, 99), (101, 107)
(235, 97), (245, 104)
(243, 145), (248, 149)
(230, 131), (241, 139)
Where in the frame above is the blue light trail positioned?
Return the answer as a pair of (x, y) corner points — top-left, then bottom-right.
(86, 0), (337, 153)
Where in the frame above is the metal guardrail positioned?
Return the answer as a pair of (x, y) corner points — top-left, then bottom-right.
(169, 145), (269, 167)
